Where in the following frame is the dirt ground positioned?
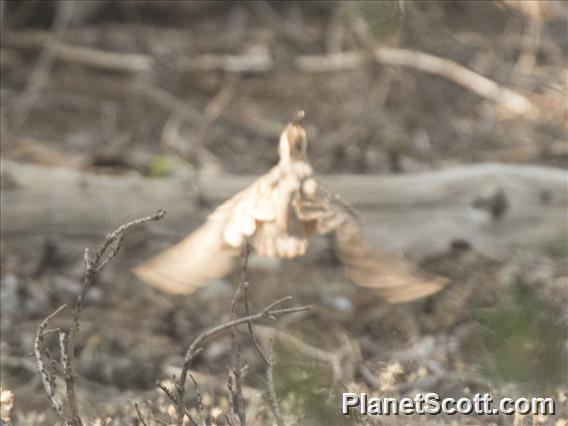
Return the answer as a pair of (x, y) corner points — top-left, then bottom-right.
(1, 1), (567, 425)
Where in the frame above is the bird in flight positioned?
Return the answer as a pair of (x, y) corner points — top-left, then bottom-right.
(133, 111), (448, 303)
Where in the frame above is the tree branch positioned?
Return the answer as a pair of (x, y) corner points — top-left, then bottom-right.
(33, 209), (166, 425)
(175, 297), (311, 425)
(296, 47), (536, 117)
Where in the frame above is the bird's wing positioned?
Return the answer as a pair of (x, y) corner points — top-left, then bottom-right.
(293, 179), (449, 303)
(133, 167), (284, 294)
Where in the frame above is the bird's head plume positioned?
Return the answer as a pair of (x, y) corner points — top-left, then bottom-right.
(279, 110), (308, 164)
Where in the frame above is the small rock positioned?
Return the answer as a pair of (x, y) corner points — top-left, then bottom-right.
(322, 295), (353, 312)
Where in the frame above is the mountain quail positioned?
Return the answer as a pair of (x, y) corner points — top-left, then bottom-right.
(133, 112), (448, 303)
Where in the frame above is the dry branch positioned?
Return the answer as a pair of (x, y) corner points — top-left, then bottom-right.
(296, 47), (536, 117)
(4, 27), (536, 117)
(33, 210), (166, 426)
(227, 248), (249, 425)
(1, 31), (151, 72)
(172, 297), (311, 426)
(58, 330), (80, 425)
(34, 304), (69, 424)
(1, 31), (272, 74)
(134, 402), (148, 426)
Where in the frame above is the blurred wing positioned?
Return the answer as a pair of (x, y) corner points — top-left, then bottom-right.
(293, 180), (449, 303)
(333, 219), (449, 303)
(132, 216), (240, 294)
(133, 167), (282, 294)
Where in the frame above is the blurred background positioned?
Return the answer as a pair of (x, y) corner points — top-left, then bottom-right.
(1, 1), (567, 424)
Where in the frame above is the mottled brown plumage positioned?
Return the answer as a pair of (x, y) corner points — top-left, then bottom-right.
(133, 113), (448, 303)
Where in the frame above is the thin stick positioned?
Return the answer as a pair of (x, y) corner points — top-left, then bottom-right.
(227, 248), (247, 425)
(69, 209), (166, 350)
(34, 209), (166, 426)
(158, 384), (198, 426)
(241, 247), (270, 367)
(189, 374), (206, 425)
(66, 209), (165, 425)
(59, 330), (80, 425)
(33, 304), (69, 424)
(175, 298), (311, 425)
(134, 402), (148, 426)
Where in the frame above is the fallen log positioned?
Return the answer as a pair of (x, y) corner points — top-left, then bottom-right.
(1, 160), (566, 258)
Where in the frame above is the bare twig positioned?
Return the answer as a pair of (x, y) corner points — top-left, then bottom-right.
(175, 297), (311, 425)
(227, 248), (247, 426)
(63, 209), (167, 425)
(33, 304), (69, 424)
(373, 48), (536, 117)
(241, 248), (270, 367)
(134, 402), (148, 426)
(159, 381), (199, 426)
(158, 382), (177, 404)
(58, 330), (80, 425)
(70, 208), (166, 348)
(34, 210), (166, 426)
(226, 368), (244, 426)
(189, 374), (206, 425)
(244, 282), (269, 366)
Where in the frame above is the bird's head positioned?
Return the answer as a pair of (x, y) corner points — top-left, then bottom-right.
(278, 110), (308, 164)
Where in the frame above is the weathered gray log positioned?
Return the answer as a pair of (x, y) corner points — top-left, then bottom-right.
(1, 159), (566, 258)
